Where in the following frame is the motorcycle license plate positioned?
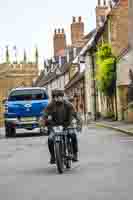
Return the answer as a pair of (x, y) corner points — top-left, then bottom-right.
(55, 135), (60, 141)
(53, 126), (63, 133)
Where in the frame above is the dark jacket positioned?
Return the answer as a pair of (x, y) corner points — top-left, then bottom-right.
(43, 100), (82, 127)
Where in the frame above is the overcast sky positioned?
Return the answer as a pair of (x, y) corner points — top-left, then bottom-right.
(0, 0), (98, 66)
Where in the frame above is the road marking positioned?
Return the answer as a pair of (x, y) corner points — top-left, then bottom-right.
(119, 140), (133, 142)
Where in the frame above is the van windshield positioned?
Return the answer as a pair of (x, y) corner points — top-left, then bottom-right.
(8, 89), (48, 101)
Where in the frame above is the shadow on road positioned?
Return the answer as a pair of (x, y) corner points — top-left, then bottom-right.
(0, 132), (47, 139)
(20, 163), (81, 176)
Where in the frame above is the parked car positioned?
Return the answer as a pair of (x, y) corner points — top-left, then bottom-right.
(3, 87), (49, 137)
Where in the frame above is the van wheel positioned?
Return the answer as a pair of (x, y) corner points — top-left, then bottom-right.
(5, 126), (16, 138)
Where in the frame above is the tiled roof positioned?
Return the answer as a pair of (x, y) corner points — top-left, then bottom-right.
(36, 62), (71, 86)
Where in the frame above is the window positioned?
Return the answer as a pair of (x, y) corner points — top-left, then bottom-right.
(8, 89), (48, 101)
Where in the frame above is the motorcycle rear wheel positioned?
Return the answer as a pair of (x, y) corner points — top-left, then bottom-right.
(65, 142), (72, 169)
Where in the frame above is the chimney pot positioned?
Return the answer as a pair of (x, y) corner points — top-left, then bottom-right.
(62, 28), (64, 33)
(54, 29), (56, 34)
(78, 16), (82, 22)
(103, 0), (106, 6)
(58, 28), (60, 33)
(108, 0), (112, 8)
(98, 0), (100, 6)
(72, 16), (76, 23)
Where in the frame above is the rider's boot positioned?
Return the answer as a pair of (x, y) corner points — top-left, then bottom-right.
(50, 156), (56, 164)
(72, 152), (78, 162)
(48, 139), (55, 164)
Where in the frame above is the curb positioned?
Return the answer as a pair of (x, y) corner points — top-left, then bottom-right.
(95, 122), (133, 136)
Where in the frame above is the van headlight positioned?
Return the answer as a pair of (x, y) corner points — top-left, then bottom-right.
(5, 104), (8, 113)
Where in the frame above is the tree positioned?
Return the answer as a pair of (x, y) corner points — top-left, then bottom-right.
(96, 43), (116, 118)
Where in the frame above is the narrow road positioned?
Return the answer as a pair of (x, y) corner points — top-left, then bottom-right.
(0, 125), (133, 200)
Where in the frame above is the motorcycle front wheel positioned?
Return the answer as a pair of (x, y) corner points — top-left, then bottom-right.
(55, 142), (64, 174)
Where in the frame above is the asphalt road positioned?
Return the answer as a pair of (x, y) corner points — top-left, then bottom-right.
(0, 125), (133, 200)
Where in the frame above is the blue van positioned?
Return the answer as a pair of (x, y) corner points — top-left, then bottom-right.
(3, 87), (49, 137)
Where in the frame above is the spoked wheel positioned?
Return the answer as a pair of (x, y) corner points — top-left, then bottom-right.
(55, 142), (64, 174)
(65, 141), (73, 169)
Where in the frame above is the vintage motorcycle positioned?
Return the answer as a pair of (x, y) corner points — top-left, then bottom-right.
(52, 119), (79, 174)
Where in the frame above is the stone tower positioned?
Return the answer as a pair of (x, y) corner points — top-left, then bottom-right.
(53, 28), (66, 57)
(71, 16), (84, 47)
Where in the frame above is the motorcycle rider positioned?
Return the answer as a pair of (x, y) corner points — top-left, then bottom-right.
(43, 89), (82, 164)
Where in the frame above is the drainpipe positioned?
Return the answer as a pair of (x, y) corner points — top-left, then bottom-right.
(114, 58), (118, 120)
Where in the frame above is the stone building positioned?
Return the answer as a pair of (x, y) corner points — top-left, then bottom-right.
(0, 49), (39, 126)
(91, 0), (128, 119)
(117, 0), (133, 121)
(72, 0), (128, 121)
(95, 0), (128, 56)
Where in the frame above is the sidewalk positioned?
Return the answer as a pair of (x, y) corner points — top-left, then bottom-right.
(92, 120), (133, 135)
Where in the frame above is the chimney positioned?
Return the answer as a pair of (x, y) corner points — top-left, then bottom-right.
(95, 0), (108, 29)
(53, 28), (66, 57)
(71, 16), (84, 46)
(103, 0), (106, 6)
(72, 16), (76, 23)
(78, 16), (82, 22)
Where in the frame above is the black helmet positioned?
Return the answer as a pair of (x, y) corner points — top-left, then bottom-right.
(52, 89), (64, 98)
